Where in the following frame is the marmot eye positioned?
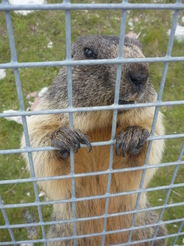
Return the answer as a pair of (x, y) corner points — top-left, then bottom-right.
(84, 48), (97, 59)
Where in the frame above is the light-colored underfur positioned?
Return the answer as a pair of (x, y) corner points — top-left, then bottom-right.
(21, 108), (165, 245)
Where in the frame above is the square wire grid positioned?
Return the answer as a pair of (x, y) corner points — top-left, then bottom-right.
(0, 0), (184, 245)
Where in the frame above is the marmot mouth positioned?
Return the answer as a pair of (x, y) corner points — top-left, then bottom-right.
(118, 100), (135, 105)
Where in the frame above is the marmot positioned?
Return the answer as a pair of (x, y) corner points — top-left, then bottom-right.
(21, 35), (167, 245)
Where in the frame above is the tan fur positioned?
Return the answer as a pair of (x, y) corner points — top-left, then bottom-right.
(21, 35), (166, 245)
(21, 108), (165, 245)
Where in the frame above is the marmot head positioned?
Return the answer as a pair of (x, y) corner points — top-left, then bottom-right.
(71, 35), (156, 110)
(46, 35), (156, 111)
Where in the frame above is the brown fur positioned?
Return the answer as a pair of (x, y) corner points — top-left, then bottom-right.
(21, 36), (167, 245)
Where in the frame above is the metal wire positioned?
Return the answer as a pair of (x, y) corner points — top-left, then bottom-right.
(0, 0), (184, 245)
(1, 100), (184, 119)
(0, 196), (16, 245)
(64, 0), (77, 244)
(3, 1), (47, 244)
(0, 228), (184, 246)
(1, 181), (184, 210)
(1, 204), (184, 231)
(128, 0), (183, 244)
(101, 1), (128, 244)
(1, 2), (184, 11)
(1, 56), (184, 70)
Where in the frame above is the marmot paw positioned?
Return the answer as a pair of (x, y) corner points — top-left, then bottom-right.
(115, 126), (149, 157)
(52, 126), (92, 159)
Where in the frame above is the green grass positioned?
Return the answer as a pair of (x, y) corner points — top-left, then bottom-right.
(0, 0), (184, 245)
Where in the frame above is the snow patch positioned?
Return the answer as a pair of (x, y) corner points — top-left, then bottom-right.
(47, 41), (53, 49)
(9, 0), (46, 16)
(39, 191), (46, 197)
(26, 192), (30, 197)
(3, 110), (24, 125)
(167, 25), (184, 42)
(0, 69), (6, 80)
(38, 87), (48, 97)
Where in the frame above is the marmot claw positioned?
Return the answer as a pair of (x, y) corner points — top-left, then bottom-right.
(115, 126), (149, 157)
(52, 126), (92, 159)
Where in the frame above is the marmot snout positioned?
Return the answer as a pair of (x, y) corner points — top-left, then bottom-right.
(70, 36), (153, 109)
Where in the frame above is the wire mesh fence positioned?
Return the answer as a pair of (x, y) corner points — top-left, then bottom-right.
(0, 0), (184, 245)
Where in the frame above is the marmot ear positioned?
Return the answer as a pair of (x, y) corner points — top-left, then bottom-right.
(124, 36), (143, 51)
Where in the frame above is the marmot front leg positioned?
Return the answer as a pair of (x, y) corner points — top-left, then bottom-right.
(116, 126), (149, 157)
(52, 126), (92, 159)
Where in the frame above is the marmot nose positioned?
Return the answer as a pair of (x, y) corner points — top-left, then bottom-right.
(128, 71), (148, 87)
